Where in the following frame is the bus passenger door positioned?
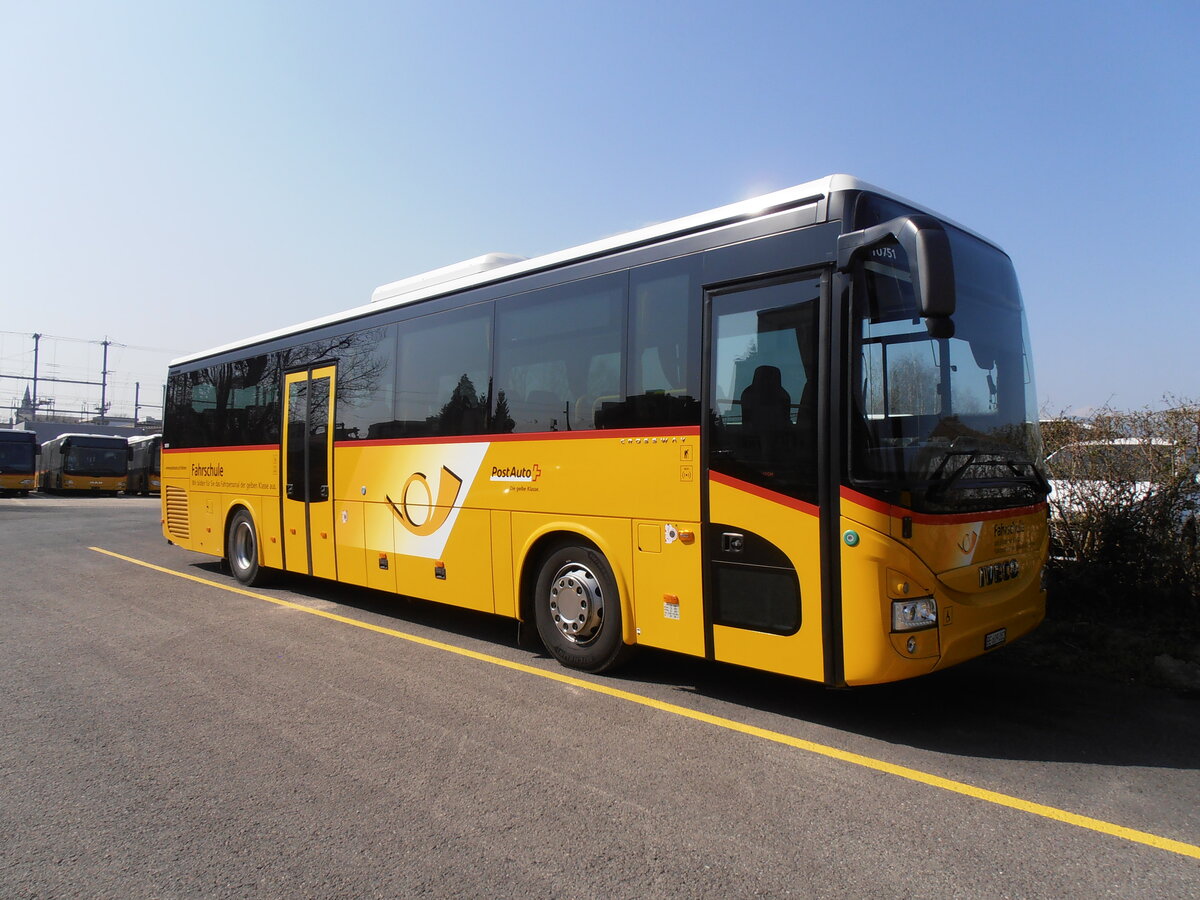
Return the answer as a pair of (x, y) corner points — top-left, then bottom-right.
(282, 366), (338, 580)
(705, 274), (827, 682)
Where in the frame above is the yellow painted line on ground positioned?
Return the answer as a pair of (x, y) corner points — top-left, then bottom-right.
(91, 545), (1200, 861)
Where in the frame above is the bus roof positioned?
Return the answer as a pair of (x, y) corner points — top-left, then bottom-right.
(170, 174), (970, 368)
(43, 433), (130, 445)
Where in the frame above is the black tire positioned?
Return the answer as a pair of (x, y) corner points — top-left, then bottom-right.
(533, 541), (632, 674)
(227, 508), (273, 586)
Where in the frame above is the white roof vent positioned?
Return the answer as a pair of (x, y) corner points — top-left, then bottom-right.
(371, 252), (527, 303)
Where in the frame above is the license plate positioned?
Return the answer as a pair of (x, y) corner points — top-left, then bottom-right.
(984, 628), (1007, 650)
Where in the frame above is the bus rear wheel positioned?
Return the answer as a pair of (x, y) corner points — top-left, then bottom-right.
(533, 542), (632, 674)
(227, 508), (273, 586)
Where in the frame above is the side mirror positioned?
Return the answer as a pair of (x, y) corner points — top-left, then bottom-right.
(837, 214), (956, 334)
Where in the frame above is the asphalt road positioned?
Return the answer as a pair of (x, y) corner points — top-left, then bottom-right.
(1, 494), (1197, 898)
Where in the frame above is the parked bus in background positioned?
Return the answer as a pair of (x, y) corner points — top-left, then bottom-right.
(126, 433), (163, 495)
(162, 175), (1050, 687)
(0, 428), (40, 496)
(39, 433), (130, 494)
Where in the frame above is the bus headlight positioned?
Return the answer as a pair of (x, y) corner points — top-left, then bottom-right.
(892, 597), (937, 632)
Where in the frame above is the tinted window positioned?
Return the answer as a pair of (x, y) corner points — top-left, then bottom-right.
(613, 258), (701, 428)
(286, 381), (307, 499)
(709, 276), (821, 505)
(334, 325), (397, 441)
(391, 305), (492, 438)
(494, 275), (625, 433)
(0, 439), (36, 473)
(713, 563), (801, 634)
(286, 376), (331, 503)
(165, 355), (280, 449)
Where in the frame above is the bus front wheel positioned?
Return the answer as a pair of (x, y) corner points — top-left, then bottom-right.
(227, 508), (273, 587)
(533, 542), (632, 674)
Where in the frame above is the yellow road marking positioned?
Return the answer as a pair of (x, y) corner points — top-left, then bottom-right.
(91, 545), (1200, 861)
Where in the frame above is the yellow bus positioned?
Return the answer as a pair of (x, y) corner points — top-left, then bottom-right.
(126, 433), (163, 495)
(162, 175), (1049, 685)
(0, 428), (40, 495)
(39, 433), (130, 494)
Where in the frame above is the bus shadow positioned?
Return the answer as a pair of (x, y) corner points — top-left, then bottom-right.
(622, 648), (1200, 771)
(192, 560), (523, 652)
(190, 560), (1198, 772)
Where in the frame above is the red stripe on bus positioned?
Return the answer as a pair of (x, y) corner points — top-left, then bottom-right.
(839, 486), (1047, 524)
(708, 470), (820, 518)
(162, 444), (278, 454)
(334, 426), (700, 449)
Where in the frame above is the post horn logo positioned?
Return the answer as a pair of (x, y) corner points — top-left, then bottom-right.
(387, 466), (463, 536)
(958, 530), (979, 554)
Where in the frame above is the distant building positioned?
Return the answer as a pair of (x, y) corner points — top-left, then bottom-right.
(15, 386), (34, 422)
(14, 387), (79, 426)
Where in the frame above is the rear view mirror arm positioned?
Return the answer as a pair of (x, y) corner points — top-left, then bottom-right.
(837, 214), (956, 333)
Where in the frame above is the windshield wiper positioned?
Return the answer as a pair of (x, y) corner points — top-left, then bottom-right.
(925, 446), (1050, 502)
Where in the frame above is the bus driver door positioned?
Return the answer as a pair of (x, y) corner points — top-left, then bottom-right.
(282, 365), (338, 580)
(706, 274), (827, 683)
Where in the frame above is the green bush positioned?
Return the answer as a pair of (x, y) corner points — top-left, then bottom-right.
(1043, 400), (1199, 632)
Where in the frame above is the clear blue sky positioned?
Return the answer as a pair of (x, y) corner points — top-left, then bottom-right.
(1, 0), (1196, 420)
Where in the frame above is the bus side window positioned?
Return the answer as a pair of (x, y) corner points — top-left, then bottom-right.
(494, 274), (625, 433)
(334, 325), (396, 441)
(626, 258), (701, 428)
(394, 306), (491, 438)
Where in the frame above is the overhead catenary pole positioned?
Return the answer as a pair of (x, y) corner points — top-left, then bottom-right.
(99, 338), (110, 424)
(31, 333), (40, 422)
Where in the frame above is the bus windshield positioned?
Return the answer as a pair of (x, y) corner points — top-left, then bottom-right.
(850, 216), (1046, 513)
(64, 445), (128, 476)
(0, 440), (35, 473)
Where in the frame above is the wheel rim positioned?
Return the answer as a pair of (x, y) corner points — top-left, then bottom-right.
(231, 519), (255, 574)
(548, 561), (605, 646)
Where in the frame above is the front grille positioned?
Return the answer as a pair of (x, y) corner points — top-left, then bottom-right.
(165, 486), (190, 540)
